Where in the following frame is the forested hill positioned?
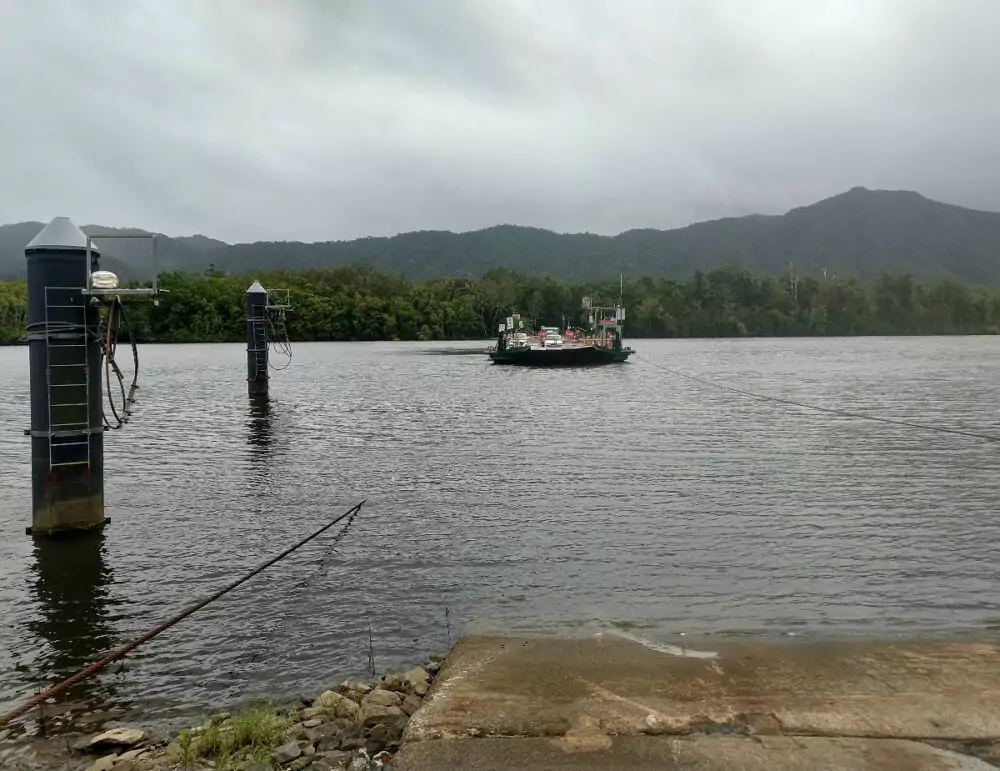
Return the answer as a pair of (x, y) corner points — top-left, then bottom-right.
(2, 187), (1000, 283)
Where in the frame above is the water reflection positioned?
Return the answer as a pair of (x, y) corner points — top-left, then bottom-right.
(246, 394), (279, 502)
(247, 394), (273, 460)
(247, 394), (274, 460)
(26, 531), (118, 729)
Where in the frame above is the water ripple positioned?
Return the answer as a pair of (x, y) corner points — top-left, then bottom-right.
(1, 337), (999, 731)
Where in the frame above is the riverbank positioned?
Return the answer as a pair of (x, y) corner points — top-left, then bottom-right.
(7, 635), (1000, 770)
(0, 656), (445, 771)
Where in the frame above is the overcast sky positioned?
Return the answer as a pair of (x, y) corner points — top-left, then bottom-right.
(1, 0), (998, 243)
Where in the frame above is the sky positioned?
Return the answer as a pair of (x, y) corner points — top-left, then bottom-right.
(1, 0), (999, 243)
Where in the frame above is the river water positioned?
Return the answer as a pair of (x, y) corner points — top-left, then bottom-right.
(1, 337), (999, 732)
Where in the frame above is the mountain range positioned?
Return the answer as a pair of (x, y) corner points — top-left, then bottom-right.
(2, 187), (999, 284)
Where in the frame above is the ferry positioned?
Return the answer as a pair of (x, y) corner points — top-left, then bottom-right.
(488, 298), (633, 366)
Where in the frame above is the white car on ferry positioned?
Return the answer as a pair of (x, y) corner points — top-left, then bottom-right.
(540, 327), (563, 348)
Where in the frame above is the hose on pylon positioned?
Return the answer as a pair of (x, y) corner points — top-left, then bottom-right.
(102, 297), (139, 429)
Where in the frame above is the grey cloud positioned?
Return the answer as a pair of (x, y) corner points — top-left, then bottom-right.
(1, 0), (999, 243)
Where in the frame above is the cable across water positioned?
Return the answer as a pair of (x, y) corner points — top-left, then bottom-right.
(636, 353), (1000, 444)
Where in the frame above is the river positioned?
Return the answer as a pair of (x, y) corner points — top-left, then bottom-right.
(1, 337), (999, 731)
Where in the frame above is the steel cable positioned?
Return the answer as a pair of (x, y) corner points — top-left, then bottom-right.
(0, 500), (366, 727)
(636, 353), (1000, 444)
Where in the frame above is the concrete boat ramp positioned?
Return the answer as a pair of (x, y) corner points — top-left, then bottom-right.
(394, 635), (1000, 770)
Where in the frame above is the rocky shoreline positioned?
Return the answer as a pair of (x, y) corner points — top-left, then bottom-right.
(0, 656), (443, 771)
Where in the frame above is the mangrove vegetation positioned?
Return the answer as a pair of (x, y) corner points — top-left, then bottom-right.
(2, 264), (1000, 345)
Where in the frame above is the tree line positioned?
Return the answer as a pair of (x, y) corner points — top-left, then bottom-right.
(2, 264), (1000, 345)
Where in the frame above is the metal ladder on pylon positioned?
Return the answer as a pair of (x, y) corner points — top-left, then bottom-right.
(248, 313), (268, 378)
(44, 286), (92, 469)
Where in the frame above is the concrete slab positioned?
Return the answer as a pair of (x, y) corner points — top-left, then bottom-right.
(393, 736), (997, 771)
(406, 636), (1000, 743)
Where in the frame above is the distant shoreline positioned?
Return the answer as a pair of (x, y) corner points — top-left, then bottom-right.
(4, 260), (1000, 344)
(2, 332), (999, 348)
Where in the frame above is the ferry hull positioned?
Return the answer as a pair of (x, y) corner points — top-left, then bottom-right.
(489, 345), (632, 366)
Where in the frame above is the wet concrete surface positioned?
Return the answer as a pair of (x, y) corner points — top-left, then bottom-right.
(397, 635), (1000, 770)
(394, 736), (998, 771)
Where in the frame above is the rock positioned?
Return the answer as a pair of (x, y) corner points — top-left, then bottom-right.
(371, 716), (407, 754)
(209, 711), (231, 725)
(365, 722), (390, 753)
(76, 727), (145, 752)
(359, 703), (405, 729)
(372, 750), (394, 767)
(244, 763), (272, 771)
(321, 750), (354, 764)
(339, 720), (365, 740)
(388, 717), (407, 743)
(289, 758), (313, 771)
(315, 734), (340, 752)
(309, 718), (352, 744)
(117, 748), (147, 761)
(400, 694), (422, 716)
(302, 718), (323, 729)
(425, 658), (443, 676)
(404, 666), (430, 695)
(378, 673), (406, 693)
(348, 753), (371, 771)
(376, 718), (406, 752)
(86, 755), (118, 771)
(362, 689), (401, 708)
(365, 718), (406, 749)
(272, 739), (303, 764)
(336, 722), (367, 751)
(338, 736), (366, 752)
(313, 690), (361, 721)
(316, 720), (363, 752)
(286, 723), (311, 741)
(315, 750), (354, 770)
(339, 679), (372, 696)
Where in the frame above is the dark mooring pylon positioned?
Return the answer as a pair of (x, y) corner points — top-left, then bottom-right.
(245, 280), (291, 397)
(246, 280), (269, 396)
(25, 217), (161, 536)
(25, 218), (105, 535)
